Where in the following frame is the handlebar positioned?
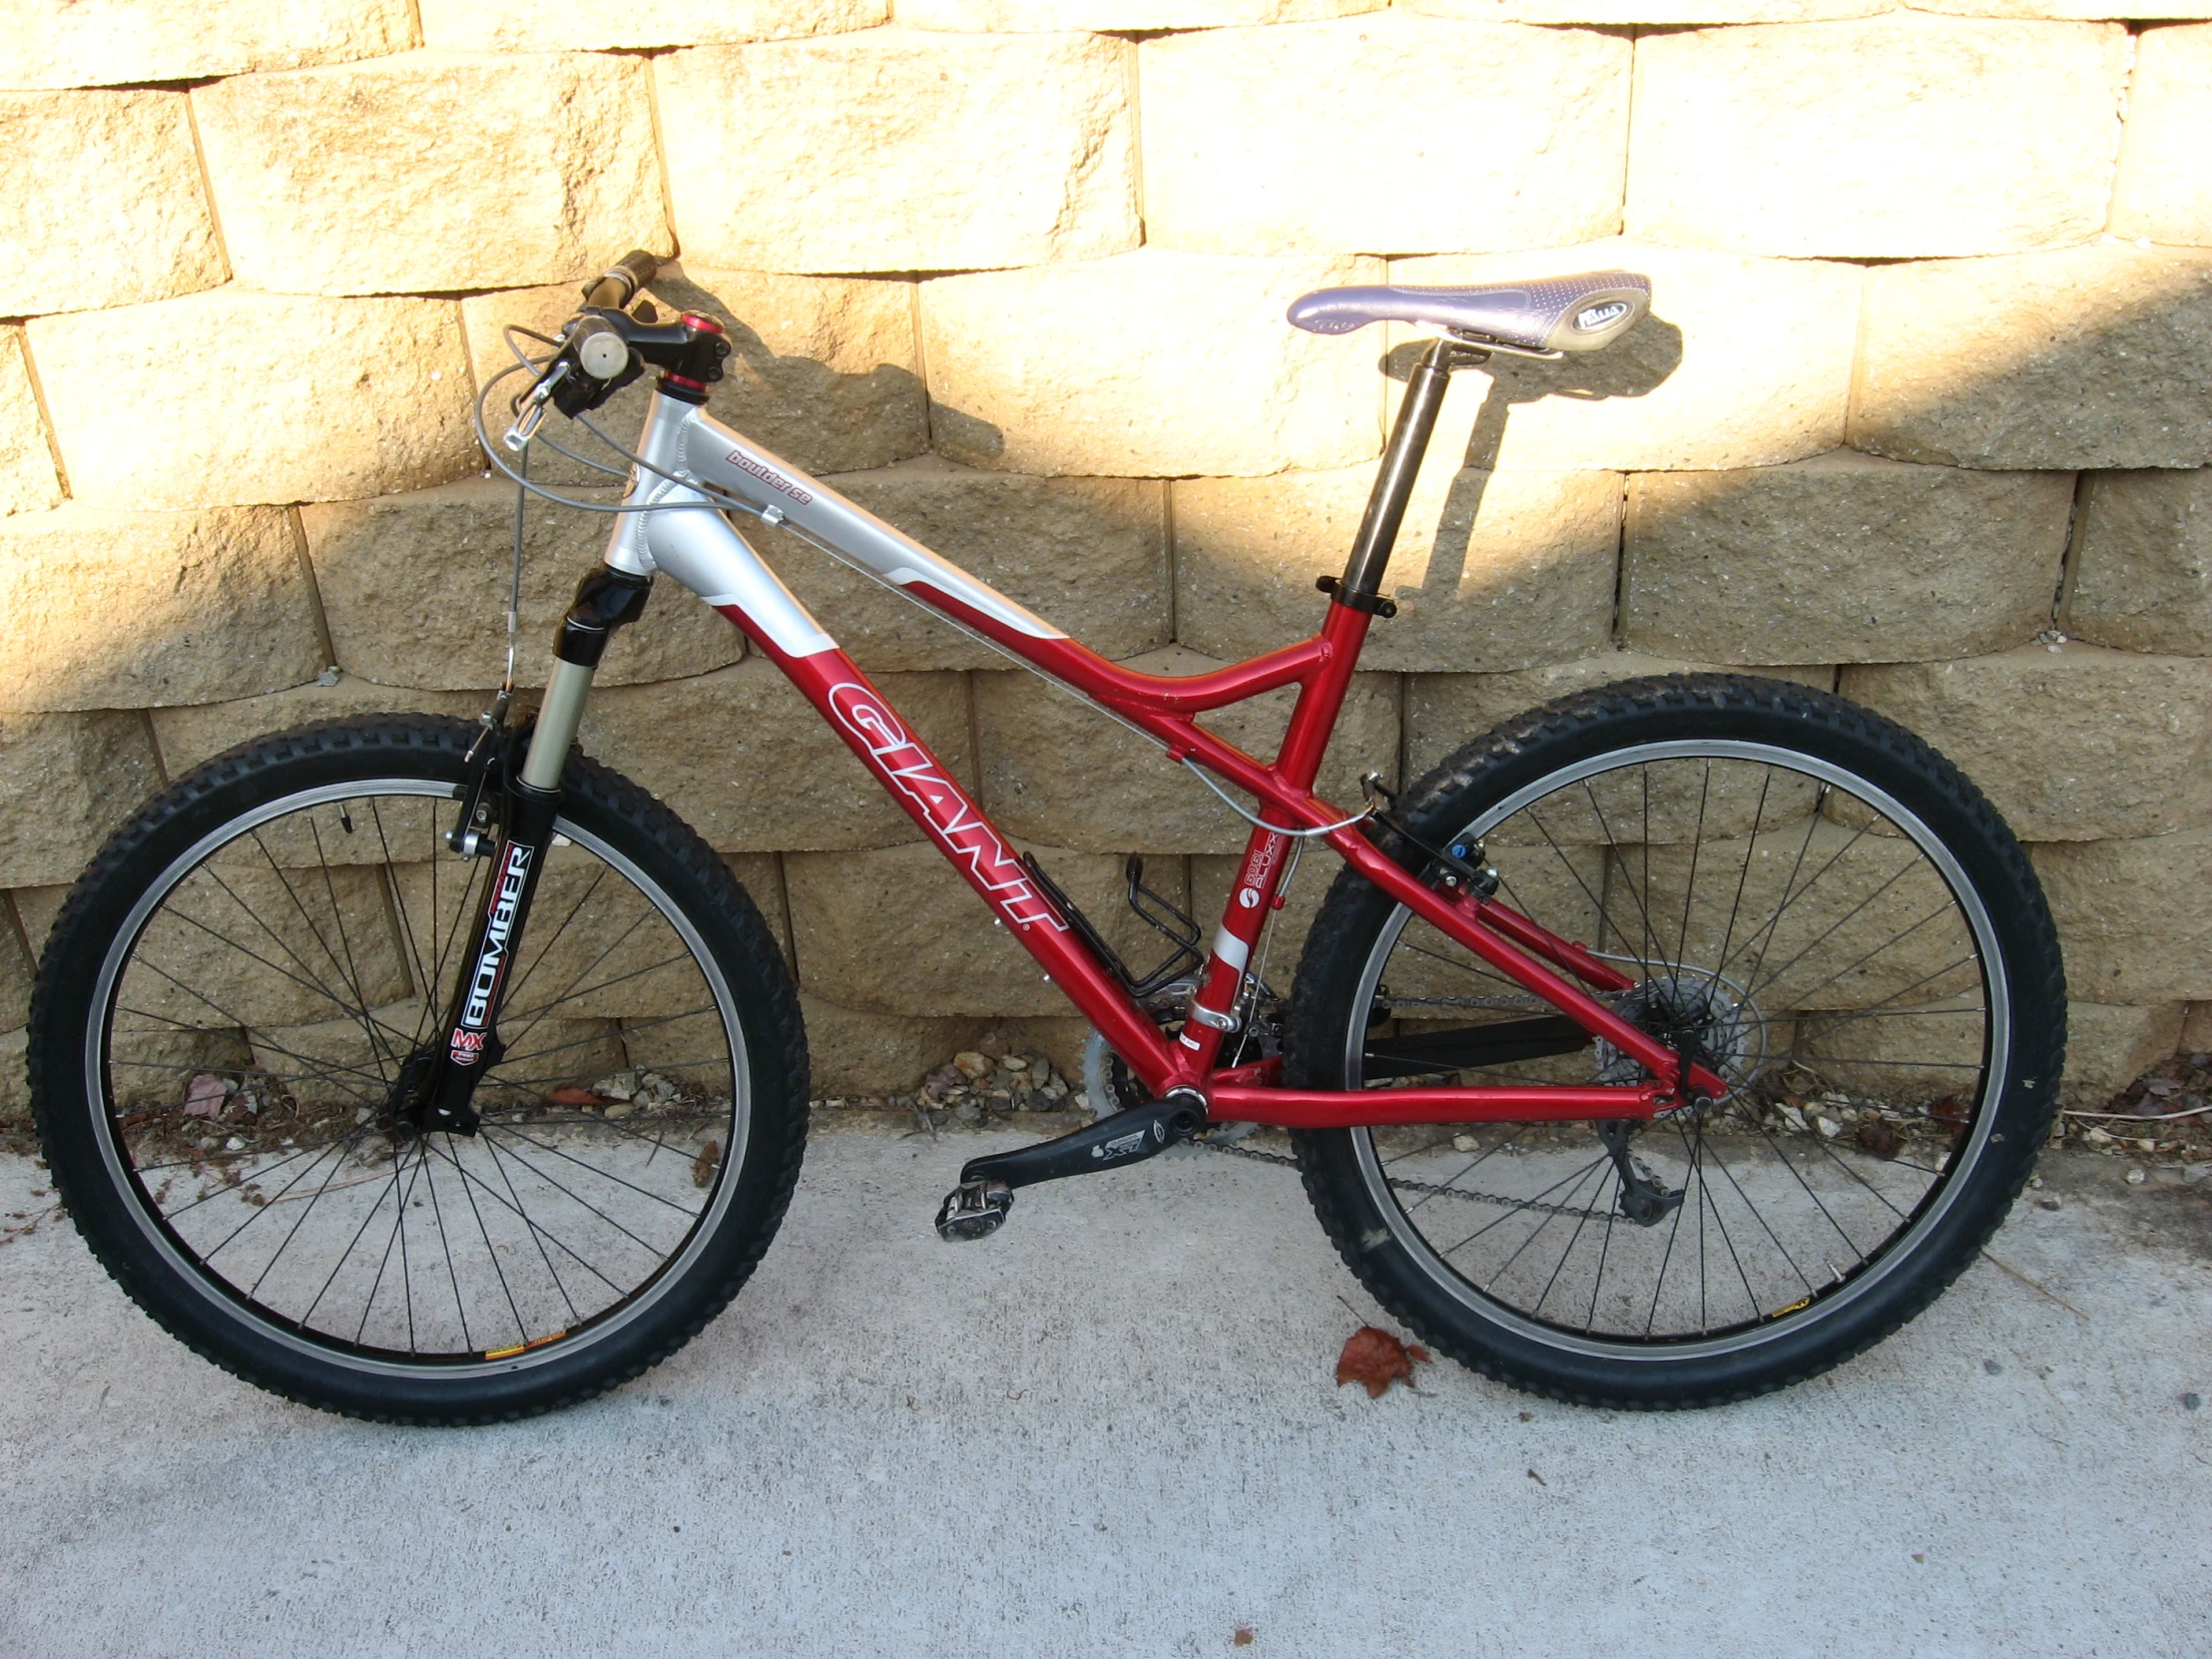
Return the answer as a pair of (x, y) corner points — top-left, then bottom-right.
(582, 249), (662, 311)
(499, 251), (730, 447)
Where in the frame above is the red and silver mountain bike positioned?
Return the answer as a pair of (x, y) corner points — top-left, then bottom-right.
(28, 252), (2065, 1421)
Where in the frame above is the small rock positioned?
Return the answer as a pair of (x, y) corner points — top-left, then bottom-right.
(2184, 1163), (2211, 1184)
(2037, 1198), (2061, 1211)
(1778, 1104), (1809, 1134)
(2028, 1176), (2043, 1189)
(604, 1101), (638, 1121)
(2084, 1126), (2114, 1145)
(1452, 1134), (1478, 1153)
(2125, 1168), (2147, 1186)
(354, 1107), (372, 1125)
(952, 1051), (991, 1080)
(2135, 1138), (2156, 1154)
(999, 1055), (1028, 1073)
(224, 1136), (246, 1152)
(1815, 1115), (1843, 1139)
(953, 1102), (982, 1125)
(1982, 1359), (2002, 1375)
(2184, 1392), (2202, 1411)
(1041, 1079), (1068, 1101)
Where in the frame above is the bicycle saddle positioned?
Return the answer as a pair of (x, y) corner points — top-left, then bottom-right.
(1286, 271), (1651, 354)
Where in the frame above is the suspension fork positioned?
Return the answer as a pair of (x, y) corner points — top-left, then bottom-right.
(403, 565), (650, 1135)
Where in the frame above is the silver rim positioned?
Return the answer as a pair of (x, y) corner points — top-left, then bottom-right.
(84, 775), (752, 1382)
(1343, 740), (2009, 1362)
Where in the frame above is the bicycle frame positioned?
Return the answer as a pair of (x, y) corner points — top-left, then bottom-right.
(545, 376), (1727, 1130)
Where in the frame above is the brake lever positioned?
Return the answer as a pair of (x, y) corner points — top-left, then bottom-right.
(503, 357), (574, 451)
(505, 305), (730, 448)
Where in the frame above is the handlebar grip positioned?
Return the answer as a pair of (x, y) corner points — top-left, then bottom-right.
(582, 249), (662, 310)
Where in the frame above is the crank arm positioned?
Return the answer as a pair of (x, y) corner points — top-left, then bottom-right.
(957, 1095), (1206, 1192)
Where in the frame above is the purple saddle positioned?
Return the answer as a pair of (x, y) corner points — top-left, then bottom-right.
(1286, 271), (1651, 354)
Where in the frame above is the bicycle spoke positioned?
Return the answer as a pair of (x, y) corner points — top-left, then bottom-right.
(474, 1128), (691, 1256)
(354, 1146), (428, 1348)
(484, 1120), (707, 1219)
(419, 1135), (634, 1301)
(1711, 768), (1775, 977)
(419, 1140), (473, 1352)
(449, 1131), (529, 1349)
(483, 1130), (584, 1327)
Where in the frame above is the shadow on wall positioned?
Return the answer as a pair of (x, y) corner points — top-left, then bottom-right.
(486, 264), (934, 493)
(1382, 318), (1685, 616)
(1393, 315), (1688, 466)
(653, 267), (929, 467)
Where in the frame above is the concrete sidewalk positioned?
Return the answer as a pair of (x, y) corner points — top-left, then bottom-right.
(1, 1119), (2206, 1658)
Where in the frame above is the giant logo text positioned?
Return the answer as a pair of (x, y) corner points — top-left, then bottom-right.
(828, 683), (1064, 931)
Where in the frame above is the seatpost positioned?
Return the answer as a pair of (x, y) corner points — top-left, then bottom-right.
(1335, 337), (1487, 610)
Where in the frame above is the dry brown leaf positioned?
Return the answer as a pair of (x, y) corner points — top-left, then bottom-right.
(183, 1073), (228, 1117)
(1855, 1118), (1902, 1160)
(1335, 1325), (1430, 1398)
(692, 1139), (721, 1190)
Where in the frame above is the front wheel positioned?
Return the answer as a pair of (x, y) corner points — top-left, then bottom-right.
(29, 716), (810, 1423)
(1287, 675), (2064, 1408)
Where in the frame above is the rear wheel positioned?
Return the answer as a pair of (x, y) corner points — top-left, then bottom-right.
(1287, 675), (2063, 1407)
(29, 715), (809, 1423)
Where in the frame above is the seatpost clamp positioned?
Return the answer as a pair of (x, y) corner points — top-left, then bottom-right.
(1315, 574), (1396, 618)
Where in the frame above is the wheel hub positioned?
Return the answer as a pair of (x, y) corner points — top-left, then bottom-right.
(1593, 970), (1759, 1091)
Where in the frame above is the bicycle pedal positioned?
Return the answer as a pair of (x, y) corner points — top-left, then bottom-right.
(934, 1178), (1013, 1242)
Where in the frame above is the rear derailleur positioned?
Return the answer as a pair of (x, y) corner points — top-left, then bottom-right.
(1597, 1118), (1684, 1227)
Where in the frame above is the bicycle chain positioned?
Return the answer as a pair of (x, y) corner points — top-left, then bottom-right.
(1194, 1136), (1612, 1222)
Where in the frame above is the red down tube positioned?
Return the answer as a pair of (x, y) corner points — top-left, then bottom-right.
(727, 618), (1192, 1096)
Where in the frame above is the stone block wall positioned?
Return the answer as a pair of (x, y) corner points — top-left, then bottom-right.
(5, 1), (2212, 1115)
